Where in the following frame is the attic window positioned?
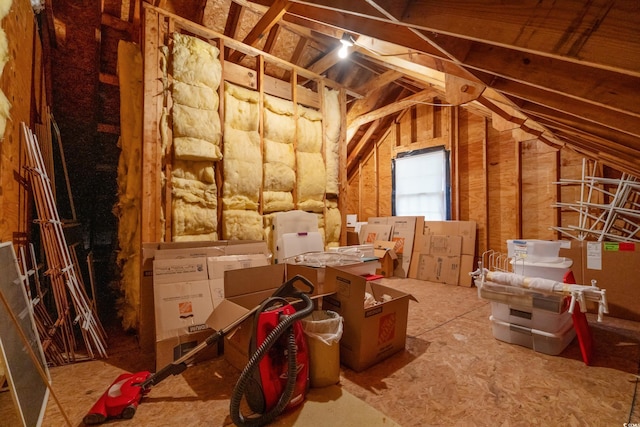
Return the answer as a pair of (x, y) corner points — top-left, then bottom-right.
(392, 146), (450, 220)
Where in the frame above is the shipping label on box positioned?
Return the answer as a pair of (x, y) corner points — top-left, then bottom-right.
(153, 257), (209, 285)
(154, 280), (214, 341)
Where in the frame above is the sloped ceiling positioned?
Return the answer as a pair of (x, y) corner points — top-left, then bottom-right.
(167, 0), (640, 176)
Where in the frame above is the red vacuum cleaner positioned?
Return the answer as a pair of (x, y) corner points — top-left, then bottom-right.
(83, 275), (314, 426)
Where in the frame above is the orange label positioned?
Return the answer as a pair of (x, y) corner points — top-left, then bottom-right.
(392, 237), (405, 254)
(378, 312), (396, 344)
(178, 301), (193, 316)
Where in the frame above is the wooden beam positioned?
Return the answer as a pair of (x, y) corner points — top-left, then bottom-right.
(229, 0), (291, 62)
(301, 0), (640, 76)
(347, 88), (439, 142)
(445, 73), (484, 106)
(488, 76), (640, 139)
(430, 37), (640, 120)
(347, 120), (381, 170)
(347, 70), (402, 122)
(101, 13), (132, 32)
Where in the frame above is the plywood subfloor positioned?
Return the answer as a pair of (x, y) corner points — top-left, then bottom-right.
(25, 278), (640, 426)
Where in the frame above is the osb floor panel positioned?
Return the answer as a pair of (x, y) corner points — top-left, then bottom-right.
(3, 278), (639, 426)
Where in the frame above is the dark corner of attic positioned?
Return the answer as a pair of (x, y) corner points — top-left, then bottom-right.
(1, 1), (640, 427)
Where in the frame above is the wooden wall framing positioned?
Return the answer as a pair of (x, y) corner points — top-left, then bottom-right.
(348, 101), (579, 258)
(141, 4), (348, 245)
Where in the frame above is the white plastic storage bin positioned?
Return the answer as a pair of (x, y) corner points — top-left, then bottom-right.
(489, 315), (576, 355)
(507, 239), (562, 262)
(510, 257), (573, 281)
(490, 301), (571, 333)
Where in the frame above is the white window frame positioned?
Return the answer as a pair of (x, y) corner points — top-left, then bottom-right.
(392, 146), (450, 220)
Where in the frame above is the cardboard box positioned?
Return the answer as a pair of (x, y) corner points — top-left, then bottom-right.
(359, 223), (392, 245)
(409, 221), (477, 286)
(208, 263), (340, 371)
(321, 267), (417, 372)
(141, 240), (271, 353)
(373, 240), (398, 277)
(153, 279), (214, 341)
(423, 221), (476, 255)
(415, 235), (462, 285)
(368, 216), (424, 278)
(417, 254), (461, 285)
(155, 329), (220, 370)
(153, 257), (209, 285)
(559, 240), (640, 322)
(207, 254), (270, 307)
(285, 261), (379, 296)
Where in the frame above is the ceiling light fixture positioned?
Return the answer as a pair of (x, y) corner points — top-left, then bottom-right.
(338, 33), (353, 59)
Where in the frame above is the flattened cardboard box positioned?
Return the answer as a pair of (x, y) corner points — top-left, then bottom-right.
(368, 216), (424, 278)
(415, 235), (462, 285)
(321, 267), (417, 372)
(358, 223), (392, 245)
(559, 240), (640, 322)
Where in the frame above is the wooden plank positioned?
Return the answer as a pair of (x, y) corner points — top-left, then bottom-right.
(401, 0), (640, 75)
(224, 61), (320, 108)
(0, 0), (36, 243)
(141, 6), (162, 243)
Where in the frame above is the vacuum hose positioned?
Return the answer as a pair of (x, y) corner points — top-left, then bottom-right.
(230, 291), (314, 427)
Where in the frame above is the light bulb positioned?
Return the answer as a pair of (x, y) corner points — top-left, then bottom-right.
(338, 44), (349, 59)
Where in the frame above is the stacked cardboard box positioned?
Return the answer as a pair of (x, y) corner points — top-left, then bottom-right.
(142, 240), (271, 368)
(409, 220), (477, 286)
(559, 240), (640, 322)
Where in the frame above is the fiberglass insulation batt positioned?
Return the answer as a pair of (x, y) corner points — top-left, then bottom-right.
(296, 104), (326, 213)
(263, 94), (296, 213)
(170, 33), (222, 241)
(222, 83), (263, 239)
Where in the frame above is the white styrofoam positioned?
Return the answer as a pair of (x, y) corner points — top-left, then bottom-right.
(489, 315), (576, 356)
(490, 301), (571, 333)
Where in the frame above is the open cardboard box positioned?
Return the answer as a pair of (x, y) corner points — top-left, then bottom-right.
(373, 240), (398, 277)
(321, 266), (417, 372)
(141, 240), (270, 354)
(206, 264), (337, 371)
